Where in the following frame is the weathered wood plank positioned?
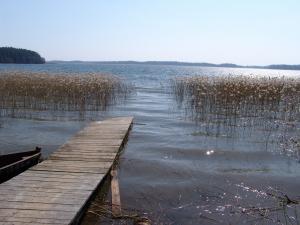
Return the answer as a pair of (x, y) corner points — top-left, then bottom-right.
(52, 148), (119, 155)
(0, 194), (88, 204)
(0, 217), (70, 225)
(16, 171), (104, 180)
(0, 116), (133, 225)
(19, 170), (103, 180)
(9, 174), (105, 184)
(0, 208), (76, 220)
(37, 160), (113, 168)
(49, 155), (116, 159)
(0, 187), (91, 195)
(49, 156), (116, 162)
(50, 152), (117, 157)
(66, 140), (123, 145)
(30, 166), (108, 174)
(74, 133), (127, 137)
(0, 182), (97, 191)
(54, 147), (120, 151)
(2, 177), (102, 188)
(0, 201), (80, 212)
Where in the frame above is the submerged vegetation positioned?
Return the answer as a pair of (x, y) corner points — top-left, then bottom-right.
(0, 71), (129, 119)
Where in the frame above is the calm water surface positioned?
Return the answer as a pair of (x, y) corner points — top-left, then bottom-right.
(0, 63), (300, 224)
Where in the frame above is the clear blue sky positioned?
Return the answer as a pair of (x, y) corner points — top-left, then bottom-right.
(1, 0), (299, 65)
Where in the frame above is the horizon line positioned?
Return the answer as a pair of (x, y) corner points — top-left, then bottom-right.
(46, 60), (300, 69)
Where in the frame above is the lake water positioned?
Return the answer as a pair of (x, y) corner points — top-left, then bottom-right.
(0, 63), (300, 224)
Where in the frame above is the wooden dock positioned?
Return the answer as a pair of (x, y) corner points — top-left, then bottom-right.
(0, 117), (133, 225)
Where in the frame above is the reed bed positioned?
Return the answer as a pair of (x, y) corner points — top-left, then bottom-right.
(172, 75), (300, 124)
(172, 75), (300, 160)
(0, 71), (129, 119)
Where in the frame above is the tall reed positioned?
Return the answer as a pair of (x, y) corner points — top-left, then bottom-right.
(172, 75), (300, 124)
(0, 71), (130, 119)
(172, 75), (300, 160)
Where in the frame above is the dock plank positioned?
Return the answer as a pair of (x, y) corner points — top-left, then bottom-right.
(0, 208), (76, 220)
(0, 117), (133, 225)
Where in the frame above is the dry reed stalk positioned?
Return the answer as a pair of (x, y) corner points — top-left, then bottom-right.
(0, 71), (130, 119)
(172, 75), (300, 124)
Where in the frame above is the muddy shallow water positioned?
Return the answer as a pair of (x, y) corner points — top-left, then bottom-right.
(0, 63), (300, 224)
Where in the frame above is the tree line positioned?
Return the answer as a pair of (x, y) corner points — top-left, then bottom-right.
(0, 47), (45, 64)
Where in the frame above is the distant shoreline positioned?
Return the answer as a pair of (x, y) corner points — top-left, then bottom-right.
(0, 47), (45, 64)
(47, 60), (300, 71)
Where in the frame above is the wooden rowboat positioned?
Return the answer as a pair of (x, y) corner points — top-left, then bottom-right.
(0, 147), (41, 183)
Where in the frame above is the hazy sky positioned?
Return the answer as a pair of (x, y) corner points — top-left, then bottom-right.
(1, 0), (299, 65)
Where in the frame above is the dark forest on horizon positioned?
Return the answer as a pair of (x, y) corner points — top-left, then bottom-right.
(0, 47), (45, 64)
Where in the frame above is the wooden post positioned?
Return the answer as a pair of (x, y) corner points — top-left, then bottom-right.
(111, 169), (122, 217)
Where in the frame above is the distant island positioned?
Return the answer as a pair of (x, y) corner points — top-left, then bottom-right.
(49, 60), (300, 71)
(0, 47), (45, 64)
